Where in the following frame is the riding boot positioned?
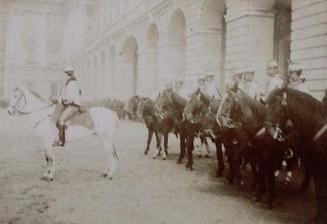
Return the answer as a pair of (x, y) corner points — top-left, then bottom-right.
(52, 125), (65, 147)
(59, 125), (65, 146)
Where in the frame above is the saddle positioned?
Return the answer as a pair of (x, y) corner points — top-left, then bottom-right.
(51, 103), (95, 130)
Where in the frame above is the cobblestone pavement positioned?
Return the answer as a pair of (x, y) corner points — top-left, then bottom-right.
(0, 110), (315, 224)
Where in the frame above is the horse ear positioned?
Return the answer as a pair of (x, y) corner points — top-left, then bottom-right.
(282, 91), (287, 106)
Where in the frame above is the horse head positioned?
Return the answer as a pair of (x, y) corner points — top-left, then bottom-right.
(265, 89), (295, 141)
(7, 86), (28, 116)
(154, 90), (173, 119)
(183, 89), (208, 123)
(216, 86), (240, 128)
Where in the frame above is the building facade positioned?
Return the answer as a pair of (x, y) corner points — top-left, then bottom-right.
(1, 0), (327, 100)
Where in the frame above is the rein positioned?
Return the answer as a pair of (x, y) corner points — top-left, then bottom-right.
(14, 102), (55, 116)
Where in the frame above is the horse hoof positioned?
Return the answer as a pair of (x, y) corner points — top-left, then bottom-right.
(162, 157), (166, 161)
(204, 154), (210, 158)
(144, 151), (148, 155)
(103, 173), (108, 178)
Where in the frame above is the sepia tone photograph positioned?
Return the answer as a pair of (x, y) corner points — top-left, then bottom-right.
(0, 0), (327, 223)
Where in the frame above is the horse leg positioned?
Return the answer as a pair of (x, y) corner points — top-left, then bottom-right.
(144, 128), (153, 155)
(99, 134), (117, 179)
(41, 146), (55, 181)
(234, 146), (245, 186)
(186, 135), (194, 170)
(225, 143), (235, 185)
(215, 140), (224, 177)
(178, 133), (186, 164)
(162, 133), (168, 160)
(249, 148), (258, 189)
(313, 171), (327, 224)
(254, 162), (265, 202)
(204, 137), (210, 158)
(265, 168), (276, 209)
(153, 132), (162, 159)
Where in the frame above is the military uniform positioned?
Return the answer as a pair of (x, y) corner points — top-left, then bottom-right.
(287, 63), (310, 95)
(205, 73), (220, 98)
(262, 60), (284, 101)
(174, 77), (188, 99)
(53, 65), (82, 146)
(240, 67), (261, 100)
(198, 75), (206, 93)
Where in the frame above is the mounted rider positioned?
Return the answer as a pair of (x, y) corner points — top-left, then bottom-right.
(174, 77), (188, 99)
(287, 63), (310, 95)
(198, 74), (206, 93)
(240, 67), (261, 100)
(205, 73), (220, 99)
(52, 65), (82, 147)
(261, 60), (284, 102)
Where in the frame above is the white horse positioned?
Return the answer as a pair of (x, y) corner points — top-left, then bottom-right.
(7, 86), (120, 181)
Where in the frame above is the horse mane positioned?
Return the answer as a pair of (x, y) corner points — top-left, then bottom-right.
(171, 92), (187, 108)
(237, 90), (265, 117)
(268, 88), (326, 119)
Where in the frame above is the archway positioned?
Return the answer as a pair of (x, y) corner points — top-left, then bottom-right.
(119, 36), (138, 100)
(199, 0), (226, 89)
(168, 9), (186, 81)
(145, 23), (159, 97)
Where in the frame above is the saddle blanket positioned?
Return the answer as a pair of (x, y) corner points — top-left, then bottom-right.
(51, 103), (95, 130)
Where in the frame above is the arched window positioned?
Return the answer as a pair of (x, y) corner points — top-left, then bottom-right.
(24, 40), (37, 66)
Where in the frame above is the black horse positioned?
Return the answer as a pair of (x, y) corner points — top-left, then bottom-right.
(266, 88), (327, 223)
(182, 88), (226, 175)
(136, 97), (164, 156)
(125, 95), (141, 120)
(155, 90), (188, 163)
(217, 86), (298, 208)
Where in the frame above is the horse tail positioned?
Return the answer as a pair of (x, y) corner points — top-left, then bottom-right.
(114, 112), (120, 129)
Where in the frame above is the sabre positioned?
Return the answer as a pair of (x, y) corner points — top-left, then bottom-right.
(112, 143), (120, 161)
(215, 87), (222, 99)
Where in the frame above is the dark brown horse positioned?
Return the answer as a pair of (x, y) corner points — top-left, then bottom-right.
(183, 88), (226, 175)
(136, 97), (163, 156)
(266, 88), (327, 222)
(217, 86), (297, 208)
(125, 95), (141, 120)
(155, 90), (188, 162)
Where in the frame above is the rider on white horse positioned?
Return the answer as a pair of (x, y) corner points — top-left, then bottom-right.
(53, 65), (82, 147)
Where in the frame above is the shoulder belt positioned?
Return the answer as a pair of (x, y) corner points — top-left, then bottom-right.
(65, 76), (77, 86)
(65, 76), (82, 95)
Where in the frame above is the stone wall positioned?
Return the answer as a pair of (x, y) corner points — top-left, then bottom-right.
(291, 0), (327, 99)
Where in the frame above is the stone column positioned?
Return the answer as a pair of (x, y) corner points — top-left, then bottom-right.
(157, 24), (171, 92)
(225, 0), (275, 85)
(291, 0), (327, 99)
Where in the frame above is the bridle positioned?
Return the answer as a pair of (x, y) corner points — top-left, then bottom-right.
(217, 91), (240, 129)
(8, 89), (55, 116)
(266, 90), (288, 142)
(8, 89), (28, 115)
